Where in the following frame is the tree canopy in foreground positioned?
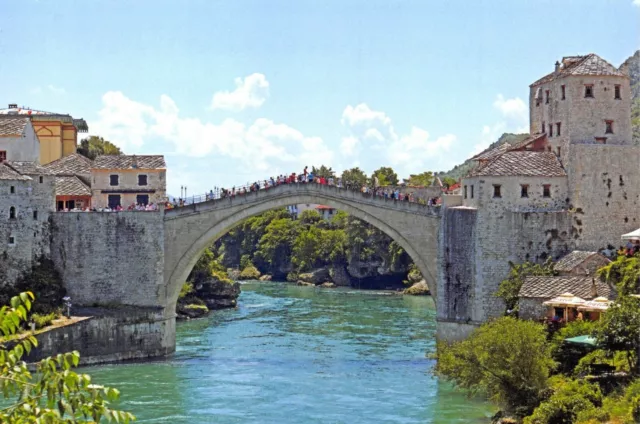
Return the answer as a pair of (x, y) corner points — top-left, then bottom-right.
(0, 292), (134, 423)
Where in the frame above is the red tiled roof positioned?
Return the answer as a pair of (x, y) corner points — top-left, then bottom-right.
(531, 53), (627, 87)
(467, 151), (566, 178)
(315, 205), (335, 210)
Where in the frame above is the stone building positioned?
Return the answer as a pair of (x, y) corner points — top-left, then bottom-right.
(553, 250), (610, 276)
(0, 104), (88, 164)
(0, 161), (55, 285)
(44, 153), (94, 210)
(91, 155), (167, 209)
(0, 116), (41, 162)
(438, 53), (637, 339)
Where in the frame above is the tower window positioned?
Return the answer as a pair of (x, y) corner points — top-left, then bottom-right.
(10, 186), (15, 194)
(138, 174), (148, 186)
(556, 122), (561, 136)
(8, 236), (15, 246)
(614, 85), (621, 100)
(9, 206), (16, 219)
(471, 185), (474, 199)
(545, 90), (550, 104)
(585, 85), (594, 98)
(109, 174), (119, 186)
(549, 124), (553, 137)
(0, 151), (6, 162)
(543, 185), (551, 198)
(605, 120), (614, 134)
(561, 85), (566, 100)
(595, 137), (607, 144)
(520, 184), (529, 198)
(39, 176), (43, 183)
(464, 185), (468, 199)
(493, 184), (502, 198)
(542, 121), (546, 134)
(557, 146), (561, 156)
(33, 210), (38, 220)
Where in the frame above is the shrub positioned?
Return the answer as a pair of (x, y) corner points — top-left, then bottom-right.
(31, 312), (57, 329)
(11, 258), (66, 313)
(574, 349), (630, 376)
(524, 378), (602, 424)
(239, 264), (261, 280)
(179, 282), (194, 300)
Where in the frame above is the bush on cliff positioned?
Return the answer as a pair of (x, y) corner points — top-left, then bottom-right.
(9, 257), (66, 314)
(434, 317), (555, 416)
(495, 259), (555, 314)
(523, 377), (603, 424)
(239, 264), (261, 280)
(0, 292), (134, 422)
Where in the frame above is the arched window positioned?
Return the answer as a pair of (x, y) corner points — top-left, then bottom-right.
(9, 207), (16, 219)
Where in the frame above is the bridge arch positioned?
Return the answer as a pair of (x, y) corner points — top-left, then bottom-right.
(163, 184), (440, 313)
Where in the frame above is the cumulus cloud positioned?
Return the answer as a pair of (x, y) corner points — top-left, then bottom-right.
(210, 73), (269, 112)
(87, 91), (332, 176)
(473, 94), (529, 154)
(633, 0), (640, 7)
(340, 102), (456, 174)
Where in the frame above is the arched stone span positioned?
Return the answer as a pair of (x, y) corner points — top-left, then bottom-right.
(163, 183), (441, 313)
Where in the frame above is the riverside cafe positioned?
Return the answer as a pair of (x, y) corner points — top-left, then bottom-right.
(543, 293), (612, 324)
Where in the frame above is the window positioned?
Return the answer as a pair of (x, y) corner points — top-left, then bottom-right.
(549, 124), (553, 137)
(493, 184), (502, 198)
(138, 175), (148, 186)
(543, 184), (551, 198)
(8, 236), (15, 246)
(10, 186), (14, 194)
(545, 90), (550, 104)
(0, 151), (6, 162)
(136, 194), (149, 205)
(605, 120), (614, 134)
(556, 122), (561, 137)
(521, 184), (529, 198)
(109, 174), (119, 186)
(595, 137), (607, 144)
(614, 85), (621, 100)
(561, 85), (566, 100)
(9, 206), (16, 219)
(557, 146), (561, 156)
(585, 85), (594, 98)
(471, 185), (474, 199)
(542, 121), (546, 133)
(108, 195), (121, 209)
(464, 185), (468, 199)
(33, 210), (38, 220)
(39, 176), (43, 184)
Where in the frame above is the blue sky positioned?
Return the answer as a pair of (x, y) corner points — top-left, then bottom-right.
(1, 0), (639, 196)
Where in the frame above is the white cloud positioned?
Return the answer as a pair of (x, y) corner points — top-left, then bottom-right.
(633, 0), (640, 7)
(340, 102), (457, 175)
(473, 94), (529, 155)
(47, 85), (66, 95)
(493, 94), (527, 126)
(87, 91), (333, 178)
(210, 73), (269, 112)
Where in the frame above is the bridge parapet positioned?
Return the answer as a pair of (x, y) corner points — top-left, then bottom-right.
(164, 183), (442, 220)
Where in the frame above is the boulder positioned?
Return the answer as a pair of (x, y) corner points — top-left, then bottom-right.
(329, 266), (351, 287)
(403, 280), (430, 296)
(296, 280), (315, 287)
(227, 268), (241, 281)
(298, 268), (330, 284)
(195, 277), (241, 310)
(238, 265), (261, 280)
(177, 304), (209, 319)
(320, 282), (336, 288)
(259, 274), (273, 281)
(407, 267), (423, 284)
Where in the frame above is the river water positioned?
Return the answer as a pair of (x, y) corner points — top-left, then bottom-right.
(87, 282), (495, 423)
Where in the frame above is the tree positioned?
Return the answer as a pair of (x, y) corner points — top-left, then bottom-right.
(371, 167), (398, 186)
(597, 254), (640, 296)
(593, 295), (640, 374)
(434, 317), (555, 414)
(340, 167), (368, 190)
(311, 165), (335, 179)
(441, 176), (457, 189)
(407, 171), (434, 187)
(0, 292), (134, 423)
(255, 218), (300, 273)
(495, 259), (555, 314)
(77, 136), (123, 160)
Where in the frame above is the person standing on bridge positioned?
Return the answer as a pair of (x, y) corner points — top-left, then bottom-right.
(373, 175), (379, 190)
(303, 166), (308, 182)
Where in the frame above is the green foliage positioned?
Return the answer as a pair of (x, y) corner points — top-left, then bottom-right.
(178, 282), (194, 300)
(593, 295), (640, 374)
(240, 254), (252, 270)
(77, 135), (123, 160)
(434, 317), (555, 413)
(31, 312), (57, 330)
(524, 378), (603, 424)
(574, 349), (631, 376)
(340, 167), (368, 190)
(495, 259), (555, 313)
(371, 167), (398, 186)
(311, 165), (335, 179)
(291, 227), (347, 272)
(440, 176), (457, 188)
(550, 320), (598, 375)
(239, 264), (261, 280)
(255, 217), (299, 271)
(407, 171), (433, 187)
(6, 258), (67, 314)
(185, 304), (208, 312)
(597, 254), (640, 296)
(298, 210), (322, 227)
(0, 292), (134, 422)
(189, 248), (228, 283)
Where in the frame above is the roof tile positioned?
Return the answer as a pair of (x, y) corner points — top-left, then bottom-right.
(519, 275), (612, 299)
(553, 251), (610, 273)
(92, 155), (166, 170)
(0, 117), (29, 136)
(5, 161), (52, 175)
(531, 53), (627, 87)
(54, 176), (91, 196)
(0, 162), (30, 181)
(44, 153), (93, 176)
(467, 151), (566, 177)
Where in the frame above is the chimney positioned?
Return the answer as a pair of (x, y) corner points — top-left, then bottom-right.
(554, 61), (560, 74)
(8, 103), (17, 109)
(590, 276), (598, 299)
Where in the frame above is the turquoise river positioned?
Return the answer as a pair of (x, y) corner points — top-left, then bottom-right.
(87, 282), (495, 423)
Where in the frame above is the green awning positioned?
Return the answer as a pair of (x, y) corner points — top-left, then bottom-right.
(564, 335), (597, 346)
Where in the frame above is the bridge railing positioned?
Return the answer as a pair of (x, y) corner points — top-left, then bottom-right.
(168, 179), (443, 210)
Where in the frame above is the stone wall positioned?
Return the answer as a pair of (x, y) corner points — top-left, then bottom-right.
(22, 306), (175, 365)
(50, 212), (166, 309)
(91, 169), (167, 208)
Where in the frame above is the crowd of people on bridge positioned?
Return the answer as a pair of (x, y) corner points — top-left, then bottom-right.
(170, 166), (442, 209)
